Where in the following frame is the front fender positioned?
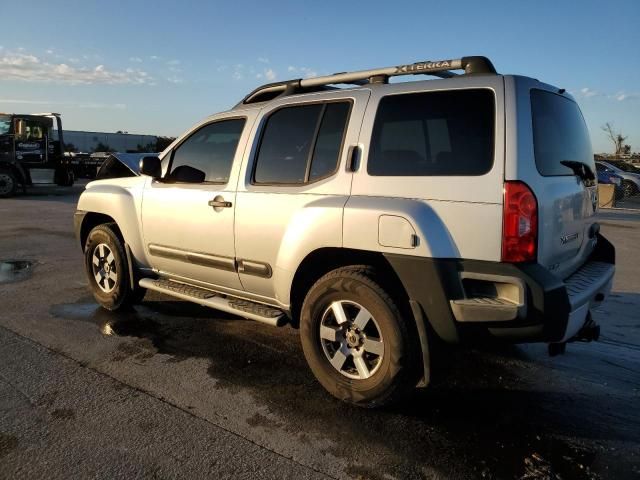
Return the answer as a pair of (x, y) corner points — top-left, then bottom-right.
(76, 177), (149, 267)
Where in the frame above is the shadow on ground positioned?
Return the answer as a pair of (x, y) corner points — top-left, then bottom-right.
(50, 294), (639, 480)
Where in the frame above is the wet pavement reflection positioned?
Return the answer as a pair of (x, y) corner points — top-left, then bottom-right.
(49, 297), (638, 479)
(0, 260), (33, 284)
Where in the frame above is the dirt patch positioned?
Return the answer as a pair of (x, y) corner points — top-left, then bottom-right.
(50, 408), (75, 420)
(0, 433), (19, 458)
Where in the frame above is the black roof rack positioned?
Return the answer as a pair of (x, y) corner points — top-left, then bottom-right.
(238, 56), (496, 106)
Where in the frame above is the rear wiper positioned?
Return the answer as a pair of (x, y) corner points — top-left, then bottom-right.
(560, 160), (596, 183)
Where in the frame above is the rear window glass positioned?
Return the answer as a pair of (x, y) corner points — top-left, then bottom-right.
(368, 89), (495, 176)
(531, 90), (594, 176)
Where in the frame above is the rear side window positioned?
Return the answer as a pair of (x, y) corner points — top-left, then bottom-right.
(368, 89), (495, 176)
(254, 102), (350, 184)
(169, 118), (245, 183)
(531, 90), (593, 176)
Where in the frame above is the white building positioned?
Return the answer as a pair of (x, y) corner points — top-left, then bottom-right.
(63, 130), (158, 153)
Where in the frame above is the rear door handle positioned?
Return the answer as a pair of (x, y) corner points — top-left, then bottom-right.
(208, 195), (232, 210)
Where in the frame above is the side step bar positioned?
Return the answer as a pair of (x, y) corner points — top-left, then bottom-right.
(139, 278), (287, 327)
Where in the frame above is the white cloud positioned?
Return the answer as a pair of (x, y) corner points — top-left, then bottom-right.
(149, 55), (160, 61)
(167, 76), (183, 84)
(264, 68), (276, 81)
(574, 87), (638, 102)
(129, 56), (143, 63)
(286, 65), (317, 78)
(0, 50), (154, 85)
(0, 98), (127, 109)
(166, 59), (180, 66)
(258, 57), (269, 64)
(579, 87), (600, 98)
(613, 91), (639, 102)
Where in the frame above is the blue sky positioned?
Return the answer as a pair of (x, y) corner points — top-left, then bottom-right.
(1, 0), (638, 153)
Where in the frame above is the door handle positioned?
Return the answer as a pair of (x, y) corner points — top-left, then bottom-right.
(208, 195), (232, 210)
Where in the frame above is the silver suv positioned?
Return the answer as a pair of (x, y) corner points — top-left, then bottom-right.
(74, 56), (615, 406)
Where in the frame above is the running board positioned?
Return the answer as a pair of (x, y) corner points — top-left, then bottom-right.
(139, 278), (287, 327)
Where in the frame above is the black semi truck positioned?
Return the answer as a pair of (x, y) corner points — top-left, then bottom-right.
(0, 112), (74, 197)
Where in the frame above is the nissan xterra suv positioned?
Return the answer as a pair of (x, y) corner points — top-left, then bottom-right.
(74, 56), (615, 407)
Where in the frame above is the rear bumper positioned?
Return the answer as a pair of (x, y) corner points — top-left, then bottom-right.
(385, 233), (615, 344)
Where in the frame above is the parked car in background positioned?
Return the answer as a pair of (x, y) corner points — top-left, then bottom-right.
(596, 160), (640, 197)
(595, 162), (623, 196)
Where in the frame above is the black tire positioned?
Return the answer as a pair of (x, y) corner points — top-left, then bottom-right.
(622, 180), (638, 198)
(55, 168), (74, 187)
(300, 266), (420, 407)
(84, 223), (145, 310)
(0, 169), (18, 198)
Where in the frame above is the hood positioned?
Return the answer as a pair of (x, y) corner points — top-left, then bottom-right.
(95, 152), (157, 180)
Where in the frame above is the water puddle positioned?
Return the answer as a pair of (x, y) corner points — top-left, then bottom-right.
(0, 260), (33, 284)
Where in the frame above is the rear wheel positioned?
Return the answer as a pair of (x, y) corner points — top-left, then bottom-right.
(84, 223), (145, 310)
(300, 266), (420, 407)
(0, 170), (17, 198)
(55, 168), (74, 187)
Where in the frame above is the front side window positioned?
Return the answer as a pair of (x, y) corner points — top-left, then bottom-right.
(168, 118), (246, 183)
(254, 102), (351, 184)
(368, 89), (495, 176)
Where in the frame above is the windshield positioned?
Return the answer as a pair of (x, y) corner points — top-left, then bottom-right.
(531, 90), (594, 177)
(0, 115), (10, 135)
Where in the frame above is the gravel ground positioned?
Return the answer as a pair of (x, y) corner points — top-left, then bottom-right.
(0, 182), (638, 479)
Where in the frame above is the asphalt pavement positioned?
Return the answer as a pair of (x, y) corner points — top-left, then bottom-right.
(0, 182), (638, 479)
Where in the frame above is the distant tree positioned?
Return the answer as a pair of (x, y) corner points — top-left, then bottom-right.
(94, 142), (114, 153)
(156, 136), (176, 152)
(622, 144), (631, 155)
(601, 122), (628, 156)
(64, 142), (78, 153)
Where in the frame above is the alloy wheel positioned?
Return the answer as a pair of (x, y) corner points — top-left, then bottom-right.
(91, 243), (118, 293)
(319, 300), (385, 380)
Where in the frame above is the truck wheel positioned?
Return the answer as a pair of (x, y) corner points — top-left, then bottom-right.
(0, 170), (17, 198)
(55, 168), (74, 187)
(622, 180), (637, 198)
(300, 266), (419, 407)
(84, 223), (145, 311)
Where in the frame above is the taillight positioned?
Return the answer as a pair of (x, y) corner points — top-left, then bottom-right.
(502, 181), (538, 262)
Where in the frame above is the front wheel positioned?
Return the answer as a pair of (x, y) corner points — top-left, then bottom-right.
(300, 266), (420, 407)
(0, 170), (18, 198)
(84, 223), (145, 310)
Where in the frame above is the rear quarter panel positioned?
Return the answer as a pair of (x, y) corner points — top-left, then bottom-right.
(347, 76), (506, 261)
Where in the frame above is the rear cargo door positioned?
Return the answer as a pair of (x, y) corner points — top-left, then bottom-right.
(516, 85), (598, 279)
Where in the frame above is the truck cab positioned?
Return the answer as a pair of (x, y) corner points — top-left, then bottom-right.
(0, 112), (73, 197)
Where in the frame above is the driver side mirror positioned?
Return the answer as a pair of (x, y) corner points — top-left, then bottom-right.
(139, 156), (162, 178)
